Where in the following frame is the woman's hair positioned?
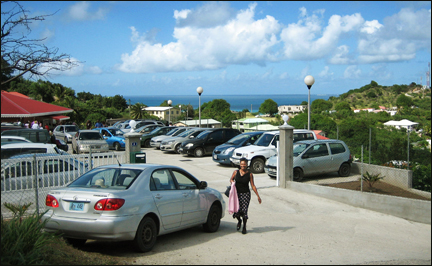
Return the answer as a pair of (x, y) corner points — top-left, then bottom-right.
(240, 158), (248, 164)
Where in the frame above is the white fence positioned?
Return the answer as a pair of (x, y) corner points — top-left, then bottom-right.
(1, 152), (126, 218)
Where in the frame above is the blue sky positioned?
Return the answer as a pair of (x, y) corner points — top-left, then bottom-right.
(9, 1), (432, 96)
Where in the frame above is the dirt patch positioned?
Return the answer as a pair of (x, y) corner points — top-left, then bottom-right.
(323, 181), (431, 201)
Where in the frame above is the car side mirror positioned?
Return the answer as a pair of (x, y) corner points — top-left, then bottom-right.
(199, 181), (208, 189)
(189, 136), (195, 139)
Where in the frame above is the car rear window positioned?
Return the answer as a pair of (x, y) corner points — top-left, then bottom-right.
(329, 143), (346, 154)
(68, 168), (142, 189)
(1, 148), (47, 159)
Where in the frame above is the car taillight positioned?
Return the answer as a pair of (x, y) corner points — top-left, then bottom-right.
(46, 194), (59, 208)
(94, 198), (125, 211)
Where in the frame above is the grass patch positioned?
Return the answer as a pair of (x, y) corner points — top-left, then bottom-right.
(1, 203), (128, 265)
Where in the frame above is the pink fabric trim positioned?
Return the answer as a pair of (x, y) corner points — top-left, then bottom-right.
(228, 182), (239, 215)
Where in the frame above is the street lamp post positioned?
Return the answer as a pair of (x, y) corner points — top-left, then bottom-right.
(304, 75), (315, 130)
(167, 100), (172, 125)
(179, 105), (182, 121)
(197, 87), (203, 128)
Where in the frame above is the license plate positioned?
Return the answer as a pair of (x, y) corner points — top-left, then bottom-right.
(213, 154), (218, 159)
(69, 202), (85, 211)
(91, 145), (100, 149)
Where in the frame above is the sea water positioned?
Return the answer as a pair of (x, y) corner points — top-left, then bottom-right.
(124, 94), (337, 112)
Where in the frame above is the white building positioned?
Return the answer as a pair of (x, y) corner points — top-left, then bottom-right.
(278, 105), (306, 115)
(383, 119), (419, 131)
(144, 106), (180, 122)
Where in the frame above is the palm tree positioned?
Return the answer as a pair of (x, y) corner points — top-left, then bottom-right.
(130, 103), (146, 119)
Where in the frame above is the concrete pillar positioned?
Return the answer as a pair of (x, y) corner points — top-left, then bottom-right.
(124, 132), (142, 163)
(278, 124), (294, 188)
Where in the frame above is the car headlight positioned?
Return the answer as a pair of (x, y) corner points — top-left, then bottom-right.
(103, 144), (109, 149)
(185, 143), (194, 148)
(79, 144), (89, 149)
(242, 153), (249, 158)
(223, 147), (235, 155)
(167, 141), (174, 145)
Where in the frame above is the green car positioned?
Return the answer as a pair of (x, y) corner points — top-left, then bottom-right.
(141, 126), (177, 148)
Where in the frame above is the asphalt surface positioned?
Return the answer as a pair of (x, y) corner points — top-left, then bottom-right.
(81, 146), (431, 265)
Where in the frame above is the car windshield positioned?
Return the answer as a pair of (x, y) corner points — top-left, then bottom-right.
(177, 130), (192, 137)
(226, 134), (252, 145)
(293, 143), (310, 157)
(80, 132), (103, 140)
(196, 131), (211, 140)
(65, 126), (79, 132)
(68, 168), (143, 189)
(150, 127), (163, 134)
(254, 133), (275, 147)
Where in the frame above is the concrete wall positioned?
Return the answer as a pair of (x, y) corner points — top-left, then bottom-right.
(286, 181), (431, 224)
(352, 162), (412, 189)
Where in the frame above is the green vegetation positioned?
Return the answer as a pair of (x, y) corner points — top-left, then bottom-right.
(1, 202), (126, 265)
(361, 172), (384, 192)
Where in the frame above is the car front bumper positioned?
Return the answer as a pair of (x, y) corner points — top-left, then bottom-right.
(160, 143), (175, 151)
(264, 165), (277, 177)
(212, 153), (233, 165)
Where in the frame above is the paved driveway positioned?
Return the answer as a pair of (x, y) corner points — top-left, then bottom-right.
(78, 147), (431, 265)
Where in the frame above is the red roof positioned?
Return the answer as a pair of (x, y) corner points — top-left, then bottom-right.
(313, 130), (330, 140)
(1, 91), (73, 118)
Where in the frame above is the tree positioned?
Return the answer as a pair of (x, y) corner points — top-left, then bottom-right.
(311, 99), (332, 114)
(259, 99), (278, 116)
(1, 1), (78, 86)
(396, 94), (414, 109)
(130, 103), (147, 120)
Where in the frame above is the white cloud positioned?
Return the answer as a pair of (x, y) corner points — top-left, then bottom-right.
(318, 66), (333, 78)
(67, 1), (109, 21)
(329, 45), (352, 64)
(280, 8), (364, 60)
(88, 66), (102, 74)
(118, 2), (281, 73)
(360, 20), (383, 34)
(343, 65), (361, 79)
(279, 72), (289, 79)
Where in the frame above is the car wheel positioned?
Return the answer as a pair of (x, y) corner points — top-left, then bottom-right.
(114, 142), (121, 151)
(293, 167), (304, 181)
(250, 158), (264, 173)
(144, 139), (151, 148)
(64, 237), (86, 248)
(134, 217), (157, 253)
(194, 147), (204, 157)
(338, 163), (351, 177)
(174, 144), (181, 154)
(203, 204), (221, 233)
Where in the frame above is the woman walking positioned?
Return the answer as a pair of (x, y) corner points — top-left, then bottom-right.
(230, 158), (262, 234)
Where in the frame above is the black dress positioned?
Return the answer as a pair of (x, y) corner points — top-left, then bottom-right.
(233, 170), (251, 219)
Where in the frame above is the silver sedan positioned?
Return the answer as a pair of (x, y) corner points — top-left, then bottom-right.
(42, 164), (225, 252)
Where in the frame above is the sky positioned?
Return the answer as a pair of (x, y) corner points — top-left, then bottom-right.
(6, 1), (432, 97)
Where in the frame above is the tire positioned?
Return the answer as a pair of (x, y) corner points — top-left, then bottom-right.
(194, 147), (204, 157)
(114, 142), (121, 151)
(175, 144), (181, 154)
(144, 139), (151, 148)
(203, 204), (221, 233)
(64, 237), (86, 248)
(250, 158), (264, 173)
(293, 168), (304, 181)
(134, 217), (157, 253)
(338, 163), (351, 177)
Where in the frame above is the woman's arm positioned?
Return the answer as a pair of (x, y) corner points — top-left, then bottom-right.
(250, 173), (262, 204)
(230, 170), (237, 184)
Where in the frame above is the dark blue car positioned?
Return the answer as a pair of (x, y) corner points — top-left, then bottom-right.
(212, 131), (264, 166)
(93, 127), (126, 151)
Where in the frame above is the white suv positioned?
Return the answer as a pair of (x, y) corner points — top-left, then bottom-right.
(1, 143), (61, 159)
(230, 130), (317, 173)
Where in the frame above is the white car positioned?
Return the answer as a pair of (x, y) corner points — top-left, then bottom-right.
(1, 142), (61, 159)
(53, 125), (80, 143)
(230, 130), (317, 173)
(1, 135), (31, 144)
(150, 127), (189, 149)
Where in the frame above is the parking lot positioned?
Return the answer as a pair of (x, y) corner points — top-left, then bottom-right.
(74, 145), (431, 265)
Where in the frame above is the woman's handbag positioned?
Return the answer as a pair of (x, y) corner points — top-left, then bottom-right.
(224, 185), (231, 197)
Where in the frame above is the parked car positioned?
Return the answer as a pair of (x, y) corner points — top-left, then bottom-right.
(116, 120), (164, 133)
(212, 131), (264, 166)
(150, 127), (190, 149)
(1, 143), (62, 159)
(141, 126), (177, 148)
(179, 128), (241, 157)
(93, 127), (126, 151)
(264, 139), (352, 181)
(230, 130), (317, 173)
(53, 125), (80, 143)
(72, 130), (109, 154)
(1, 153), (88, 191)
(1, 135), (31, 145)
(160, 128), (207, 154)
(2, 128), (52, 144)
(42, 164), (225, 252)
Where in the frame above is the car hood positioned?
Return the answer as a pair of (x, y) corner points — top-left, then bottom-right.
(214, 143), (238, 151)
(77, 140), (107, 144)
(233, 145), (273, 154)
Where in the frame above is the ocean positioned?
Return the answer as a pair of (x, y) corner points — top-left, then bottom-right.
(124, 94), (337, 112)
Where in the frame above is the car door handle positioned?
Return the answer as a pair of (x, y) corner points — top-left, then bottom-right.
(182, 193), (189, 197)
(154, 195), (162, 199)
